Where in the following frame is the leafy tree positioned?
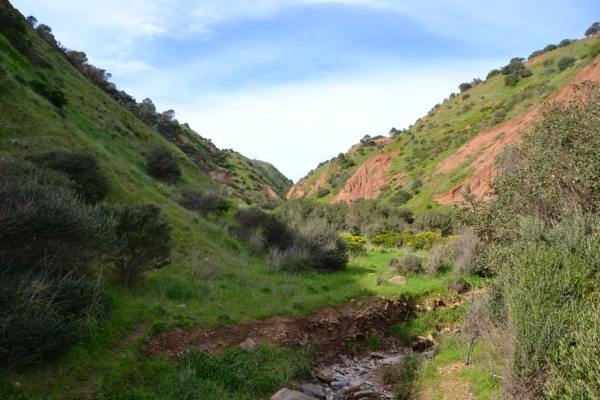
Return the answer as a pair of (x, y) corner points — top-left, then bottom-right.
(102, 204), (173, 289)
(557, 56), (576, 71)
(458, 82), (472, 92)
(486, 69), (500, 79)
(585, 22), (600, 37)
(35, 24), (58, 47)
(558, 39), (573, 48)
(25, 15), (37, 27)
(146, 146), (181, 183)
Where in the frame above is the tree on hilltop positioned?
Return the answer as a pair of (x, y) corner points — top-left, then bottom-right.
(585, 22), (600, 37)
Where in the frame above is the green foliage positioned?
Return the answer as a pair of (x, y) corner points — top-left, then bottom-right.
(586, 41), (600, 59)
(558, 39), (573, 48)
(458, 82), (472, 93)
(316, 187), (330, 198)
(178, 188), (228, 216)
(395, 254), (423, 275)
(504, 73), (520, 86)
(557, 56), (576, 71)
(528, 50), (544, 60)
(26, 151), (110, 204)
(462, 93), (471, 100)
(486, 69), (500, 79)
(101, 204), (173, 289)
(293, 218), (349, 271)
(0, 269), (112, 369)
(382, 356), (422, 400)
(28, 80), (68, 108)
(585, 22), (600, 37)
(413, 210), (454, 235)
(389, 189), (412, 205)
(0, 158), (116, 269)
(234, 207), (294, 250)
(341, 234), (366, 253)
(146, 146), (182, 183)
(544, 44), (557, 52)
(0, 4), (33, 59)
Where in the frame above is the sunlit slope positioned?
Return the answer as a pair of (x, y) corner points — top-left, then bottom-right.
(289, 35), (600, 212)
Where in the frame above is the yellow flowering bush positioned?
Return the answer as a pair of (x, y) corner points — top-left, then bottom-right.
(341, 234), (366, 253)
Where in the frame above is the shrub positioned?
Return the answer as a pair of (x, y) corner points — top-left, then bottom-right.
(373, 231), (402, 247)
(0, 269), (111, 369)
(504, 73), (520, 86)
(28, 80), (68, 108)
(233, 207), (294, 251)
(521, 68), (533, 78)
(557, 56), (576, 71)
(316, 187), (330, 198)
(543, 67), (555, 75)
(462, 93), (471, 100)
(445, 277), (469, 294)
(382, 356), (422, 399)
(102, 204), (173, 289)
(395, 255), (423, 275)
(26, 151), (110, 204)
(294, 218), (348, 271)
(544, 44), (557, 52)
(341, 234), (366, 253)
(146, 146), (181, 183)
(584, 22), (599, 37)
(587, 41), (600, 59)
(458, 82), (472, 93)
(178, 188), (228, 216)
(486, 69), (500, 79)
(413, 210), (454, 235)
(491, 110), (506, 125)
(450, 229), (480, 275)
(427, 244), (448, 276)
(558, 39), (573, 48)
(528, 50), (544, 60)
(389, 189), (412, 204)
(405, 231), (442, 250)
(0, 158), (116, 269)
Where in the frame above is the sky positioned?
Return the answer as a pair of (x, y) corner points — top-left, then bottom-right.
(10, 0), (600, 181)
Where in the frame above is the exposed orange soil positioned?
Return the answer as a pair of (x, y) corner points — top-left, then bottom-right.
(434, 59), (600, 204)
(333, 150), (400, 204)
(259, 182), (281, 199)
(305, 164), (334, 197)
(525, 53), (547, 66)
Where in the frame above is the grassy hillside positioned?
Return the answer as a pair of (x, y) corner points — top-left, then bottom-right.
(291, 34), (600, 212)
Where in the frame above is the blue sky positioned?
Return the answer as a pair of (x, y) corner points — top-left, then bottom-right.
(11, 0), (599, 181)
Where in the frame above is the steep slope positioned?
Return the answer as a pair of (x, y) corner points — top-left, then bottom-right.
(289, 34), (600, 210)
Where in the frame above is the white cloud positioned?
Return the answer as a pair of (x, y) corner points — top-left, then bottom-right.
(174, 61), (500, 181)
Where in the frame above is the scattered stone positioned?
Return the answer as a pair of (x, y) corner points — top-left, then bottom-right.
(348, 378), (366, 387)
(315, 369), (334, 384)
(331, 381), (348, 389)
(239, 338), (257, 351)
(370, 352), (385, 358)
(420, 346), (438, 359)
(380, 356), (404, 365)
(302, 383), (325, 399)
(271, 388), (316, 400)
(175, 304), (186, 308)
(376, 277), (387, 285)
(388, 276), (407, 285)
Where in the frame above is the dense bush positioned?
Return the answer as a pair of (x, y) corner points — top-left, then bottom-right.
(413, 210), (454, 235)
(544, 44), (557, 52)
(458, 82), (472, 93)
(26, 151), (110, 204)
(486, 69), (500, 79)
(178, 188), (228, 216)
(146, 146), (181, 183)
(0, 158), (116, 269)
(316, 187), (330, 198)
(28, 80), (68, 108)
(557, 56), (576, 71)
(585, 21), (599, 37)
(394, 254), (423, 275)
(389, 189), (412, 205)
(341, 234), (366, 253)
(504, 73), (520, 87)
(0, 269), (112, 369)
(101, 204), (173, 289)
(234, 207), (294, 251)
(293, 218), (348, 271)
(558, 39), (573, 48)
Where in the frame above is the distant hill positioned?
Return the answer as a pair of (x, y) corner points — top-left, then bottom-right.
(289, 34), (600, 212)
(0, 0), (291, 208)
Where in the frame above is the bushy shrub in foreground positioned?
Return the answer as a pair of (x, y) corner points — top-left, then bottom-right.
(413, 210), (454, 236)
(26, 151), (110, 204)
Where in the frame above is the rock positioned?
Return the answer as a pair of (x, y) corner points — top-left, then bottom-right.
(348, 378), (366, 387)
(331, 380), (348, 389)
(380, 356), (404, 365)
(175, 304), (186, 308)
(420, 346), (438, 359)
(388, 276), (407, 285)
(376, 277), (387, 285)
(239, 338), (257, 351)
(271, 388), (316, 400)
(302, 383), (325, 399)
(370, 352), (385, 358)
(314, 369), (334, 383)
